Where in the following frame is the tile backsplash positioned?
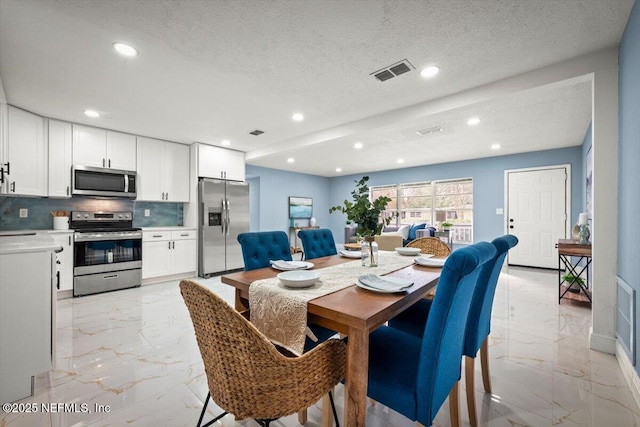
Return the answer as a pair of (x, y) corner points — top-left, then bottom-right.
(0, 196), (183, 230)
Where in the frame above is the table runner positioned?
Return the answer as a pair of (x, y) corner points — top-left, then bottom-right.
(249, 251), (416, 355)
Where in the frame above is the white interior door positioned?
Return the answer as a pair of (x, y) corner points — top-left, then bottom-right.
(507, 167), (568, 268)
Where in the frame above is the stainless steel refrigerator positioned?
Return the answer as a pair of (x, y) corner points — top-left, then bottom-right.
(198, 178), (249, 277)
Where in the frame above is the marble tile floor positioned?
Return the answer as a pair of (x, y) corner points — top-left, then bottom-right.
(2, 266), (640, 427)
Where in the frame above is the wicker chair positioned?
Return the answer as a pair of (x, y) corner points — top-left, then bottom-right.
(406, 237), (452, 257)
(180, 280), (346, 427)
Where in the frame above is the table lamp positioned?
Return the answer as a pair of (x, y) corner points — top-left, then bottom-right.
(578, 213), (590, 244)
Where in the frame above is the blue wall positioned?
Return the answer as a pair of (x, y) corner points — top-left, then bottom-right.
(246, 147), (584, 245)
(246, 165), (331, 233)
(618, 0), (640, 371)
(327, 147), (583, 244)
(0, 196), (183, 230)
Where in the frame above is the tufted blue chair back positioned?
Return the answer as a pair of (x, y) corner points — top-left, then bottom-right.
(463, 235), (518, 357)
(237, 231), (292, 271)
(297, 229), (338, 260)
(415, 242), (496, 425)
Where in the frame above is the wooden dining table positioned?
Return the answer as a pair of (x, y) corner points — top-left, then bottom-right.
(221, 254), (442, 427)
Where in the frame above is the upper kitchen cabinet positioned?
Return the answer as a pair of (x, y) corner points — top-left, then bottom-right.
(136, 137), (189, 202)
(2, 106), (47, 196)
(48, 120), (72, 198)
(72, 124), (136, 171)
(198, 144), (245, 181)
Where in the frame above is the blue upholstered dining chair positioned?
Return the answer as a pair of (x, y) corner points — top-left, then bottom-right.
(387, 235), (518, 427)
(297, 228), (338, 260)
(367, 241), (496, 427)
(236, 231), (336, 352)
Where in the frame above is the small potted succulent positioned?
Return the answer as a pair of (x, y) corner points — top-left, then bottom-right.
(561, 273), (585, 293)
(441, 221), (453, 231)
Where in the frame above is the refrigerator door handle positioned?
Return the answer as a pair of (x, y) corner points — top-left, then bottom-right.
(221, 198), (227, 235)
(226, 198), (231, 236)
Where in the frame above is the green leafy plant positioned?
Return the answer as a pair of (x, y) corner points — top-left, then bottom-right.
(329, 176), (397, 238)
(441, 221), (453, 229)
(561, 273), (585, 291)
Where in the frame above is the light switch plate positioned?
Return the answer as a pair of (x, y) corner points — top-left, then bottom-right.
(144, 209), (150, 217)
(496, 208), (504, 215)
(19, 208), (28, 218)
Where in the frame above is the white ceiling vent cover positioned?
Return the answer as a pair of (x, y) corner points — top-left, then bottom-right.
(416, 126), (444, 136)
(372, 59), (415, 82)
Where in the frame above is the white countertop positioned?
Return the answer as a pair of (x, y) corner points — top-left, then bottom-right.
(0, 232), (63, 254)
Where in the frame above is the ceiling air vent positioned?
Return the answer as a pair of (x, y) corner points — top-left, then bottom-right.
(371, 59), (415, 82)
(249, 129), (264, 136)
(416, 126), (444, 136)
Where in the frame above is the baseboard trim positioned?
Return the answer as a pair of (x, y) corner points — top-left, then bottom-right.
(142, 271), (196, 286)
(616, 341), (640, 411)
(589, 328), (616, 354)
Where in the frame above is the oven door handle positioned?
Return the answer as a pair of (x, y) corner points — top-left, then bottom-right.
(75, 233), (142, 242)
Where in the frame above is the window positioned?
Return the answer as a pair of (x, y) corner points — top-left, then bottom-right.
(371, 178), (473, 243)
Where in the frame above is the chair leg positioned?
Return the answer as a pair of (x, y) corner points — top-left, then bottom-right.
(465, 356), (477, 427)
(329, 390), (340, 427)
(197, 392), (228, 427)
(480, 336), (492, 393)
(322, 394), (333, 427)
(298, 409), (307, 424)
(449, 381), (461, 427)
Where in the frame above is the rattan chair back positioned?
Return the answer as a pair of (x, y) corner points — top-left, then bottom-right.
(406, 237), (452, 257)
(180, 280), (346, 421)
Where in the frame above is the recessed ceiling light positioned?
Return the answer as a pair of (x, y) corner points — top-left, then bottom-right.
(354, 142), (363, 149)
(287, 157), (295, 163)
(84, 109), (100, 118)
(112, 42), (138, 57)
(420, 66), (440, 78)
(397, 158), (405, 164)
(221, 140), (231, 146)
(336, 167), (342, 173)
(467, 117), (481, 126)
(491, 144), (501, 150)
(292, 113), (304, 121)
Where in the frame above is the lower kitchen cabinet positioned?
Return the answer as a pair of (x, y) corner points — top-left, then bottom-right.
(142, 228), (196, 281)
(49, 231), (74, 294)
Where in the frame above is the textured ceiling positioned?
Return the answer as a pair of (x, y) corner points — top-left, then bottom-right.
(0, 0), (634, 176)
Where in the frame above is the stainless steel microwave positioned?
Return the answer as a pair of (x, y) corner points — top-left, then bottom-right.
(72, 166), (137, 198)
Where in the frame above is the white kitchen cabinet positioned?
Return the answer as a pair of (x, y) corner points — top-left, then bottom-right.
(198, 144), (245, 181)
(136, 137), (189, 202)
(142, 228), (196, 280)
(50, 231), (74, 293)
(72, 124), (136, 171)
(48, 120), (73, 198)
(3, 106), (47, 196)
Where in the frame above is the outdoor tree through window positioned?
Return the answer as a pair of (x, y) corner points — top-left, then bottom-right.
(371, 178), (473, 243)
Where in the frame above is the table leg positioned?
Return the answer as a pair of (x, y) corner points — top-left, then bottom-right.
(234, 289), (249, 311)
(344, 327), (368, 427)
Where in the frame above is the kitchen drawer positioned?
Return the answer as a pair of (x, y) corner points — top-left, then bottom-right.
(143, 231), (171, 242)
(171, 230), (196, 240)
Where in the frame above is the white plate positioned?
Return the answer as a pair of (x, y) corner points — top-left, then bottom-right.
(277, 270), (321, 288)
(356, 278), (412, 293)
(395, 247), (422, 256)
(413, 256), (447, 267)
(340, 249), (362, 259)
(270, 260), (314, 271)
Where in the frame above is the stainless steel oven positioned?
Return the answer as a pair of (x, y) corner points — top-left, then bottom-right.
(71, 211), (142, 296)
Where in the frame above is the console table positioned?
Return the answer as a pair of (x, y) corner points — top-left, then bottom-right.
(556, 239), (592, 304)
(289, 226), (319, 253)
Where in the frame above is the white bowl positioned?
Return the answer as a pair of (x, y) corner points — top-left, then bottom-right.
(395, 247), (422, 256)
(277, 270), (320, 288)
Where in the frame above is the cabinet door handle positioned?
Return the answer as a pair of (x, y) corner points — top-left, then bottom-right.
(168, 241), (171, 249)
(172, 241), (175, 249)
(10, 181), (15, 192)
(5, 162), (9, 175)
(68, 235), (71, 245)
(0, 166), (4, 184)
(103, 158), (106, 167)
(166, 192), (168, 200)
(56, 271), (60, 290)
(180, 233), (189, 237)
(108, 159), (111, 168)
(152, 234), (163, 238)
(66, 186), (70, 196)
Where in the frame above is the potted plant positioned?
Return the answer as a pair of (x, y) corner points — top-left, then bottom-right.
(329, 176), (397, 266)
(441, 221), (453, 231)
(561, 273), (585, 293)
